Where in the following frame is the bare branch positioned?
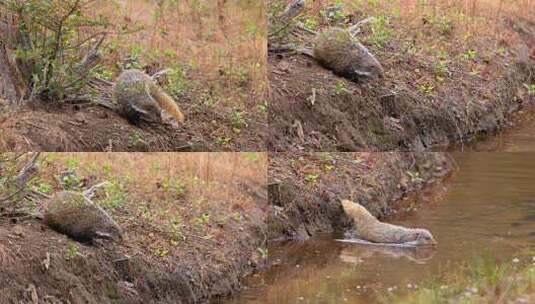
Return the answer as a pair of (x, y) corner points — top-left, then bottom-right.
(15, 152), (40, 188)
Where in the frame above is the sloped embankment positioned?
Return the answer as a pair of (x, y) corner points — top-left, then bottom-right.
(0, 94), (266, 152)
(0, 182), (267, 303)
(268, 152), (454, 241)
(268, 14), (535, 151)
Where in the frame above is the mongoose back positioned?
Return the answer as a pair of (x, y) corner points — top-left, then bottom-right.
(341, 200), (437, 246)
(313, 27), (384, 81)
(114, 69), (185, 125)
(43, 191), (123, 242)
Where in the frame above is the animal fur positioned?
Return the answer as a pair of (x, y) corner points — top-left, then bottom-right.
(341, 200), (437, 246)
(114, 69), (185, 125)
(313, 27), (384, 81)
(43, 191), (123, 242)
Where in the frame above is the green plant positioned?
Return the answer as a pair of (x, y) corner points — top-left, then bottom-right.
(462, 49), (478, 60)
(35, 181), (53, 194)
(524, 84), (535, 95)
(58, 171), (81, 190)
(195, 213), (211, 226)
(169, 216), (184, 244)
(435, 60), (450, 77)
(2, 0), (110, 102)
(322, 3), (347, 24)
(216, 137), (232, 146)
(165, 66), (190, 98)
(407, 171), (423, 183)
(305, 173), (320, 183)
(369, 15), (393, 48)
(437, 17), (453, 35)
(419, 83), (435, 95)
(258, 100), (269, 113)
(153, 246), (169, 258)
(257, 247), (268, 259)
(302, 17), (319, 30)
(65, 243), (81, 261)
(230, 109), (247, 130)
(128, 131), (146, 148)
(333, 82), (349, 95)
(100, 181), (127, 210)
(161, 178), (186, 199)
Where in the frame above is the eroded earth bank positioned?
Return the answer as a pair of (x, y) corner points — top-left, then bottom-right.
(0, 152), (455, 303)
(268, 0), (535, 151)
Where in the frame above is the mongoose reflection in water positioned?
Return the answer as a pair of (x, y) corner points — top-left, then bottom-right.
(341, 200), (437, 246)
(114, 69), (185, 125)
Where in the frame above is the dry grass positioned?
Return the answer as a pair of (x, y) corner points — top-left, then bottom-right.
(28, 152), (267, 258)
(88, 0), (267, 98)
(42, 152), (266, 204)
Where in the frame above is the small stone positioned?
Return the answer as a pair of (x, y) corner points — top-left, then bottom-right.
(513, 258), (520, 263)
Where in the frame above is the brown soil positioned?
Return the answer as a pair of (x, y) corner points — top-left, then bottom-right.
(0, 95), (266, 152)
(268, 16), (535, 151)
(0, 181), (267, 304)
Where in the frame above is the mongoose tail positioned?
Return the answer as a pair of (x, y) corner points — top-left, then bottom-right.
(149, 84), (185, 123)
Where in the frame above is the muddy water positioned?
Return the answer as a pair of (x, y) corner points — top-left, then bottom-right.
(223, 153), (535, 304)
(453, 108), (535, 152)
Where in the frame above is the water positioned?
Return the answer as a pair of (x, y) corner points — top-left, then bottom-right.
(453, 108), (535, 152)
(223, 153), (535, 303)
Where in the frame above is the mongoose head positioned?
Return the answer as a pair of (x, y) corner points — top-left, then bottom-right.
(404, 228), (437, 246)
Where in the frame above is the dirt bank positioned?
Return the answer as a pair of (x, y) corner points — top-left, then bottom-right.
(0, 152), (456, 303)
(0, 93), (266, 152)
(0, 154), (268, 303)
(268, 152), (454, 241)
(268, 2), (535, 151)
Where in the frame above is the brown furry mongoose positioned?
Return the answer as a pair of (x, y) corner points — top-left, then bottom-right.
(43, 191), (123, 242)
(114, 69), (185, 125)
(313, 27), (384, 81)
(341, 200), (437, 246)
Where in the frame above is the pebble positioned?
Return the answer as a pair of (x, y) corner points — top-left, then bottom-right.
(466, 287), (478, 294)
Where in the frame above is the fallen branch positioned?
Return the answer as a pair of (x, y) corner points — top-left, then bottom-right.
(15, 152), (40, 188)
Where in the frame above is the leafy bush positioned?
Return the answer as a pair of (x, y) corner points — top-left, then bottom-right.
(2, 0), (110, 102)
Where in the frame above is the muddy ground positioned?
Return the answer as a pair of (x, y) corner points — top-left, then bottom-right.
(268, 14), (535, 151)
(0, 92), (266, 152)
(0, 152), (454, 303)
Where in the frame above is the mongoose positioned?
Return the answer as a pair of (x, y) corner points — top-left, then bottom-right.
(313, 27), (384, 81)
(43, 191), (123, 242)
(341, 200), (437, 246)
(114, 69), (185, 125)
